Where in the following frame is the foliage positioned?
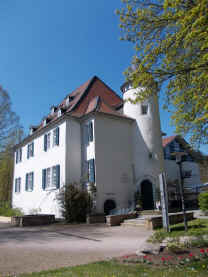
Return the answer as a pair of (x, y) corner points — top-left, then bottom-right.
(116, 0), (208, 147)
(19, 260), (208, 277)
(0, 201), (23, 217)
(57, 182), (92, 223)
(0, 86), (23, 152)
(149, 219), (208, 243)
(0, 86), (23, 203)
(199, 192), (208, 213)
(0, 149), (14, 202)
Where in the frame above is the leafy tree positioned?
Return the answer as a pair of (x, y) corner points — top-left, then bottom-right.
(0, 148), (14, 202)
(0, 85), (23, 202)
(117, 0), (208, 147)
(0, 86), (23, 152)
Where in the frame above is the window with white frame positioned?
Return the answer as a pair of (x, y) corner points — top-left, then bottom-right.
(27, 142), (34, 159)
(53, 127), (59, 146)
(42, 165), (60, 190)
(15, 177), (21, 193)
(46, 168), (51, 188)
(88, 159), (95, 183)
(16, 148), (22, 164)
(84, 121), (93, 144)
(25, 172), (34, 191)
(44, 133), (51, 151)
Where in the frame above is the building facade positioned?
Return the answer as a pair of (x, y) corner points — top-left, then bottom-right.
(12, 76), (201, 217)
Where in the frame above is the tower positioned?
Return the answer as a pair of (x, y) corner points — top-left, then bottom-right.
(121, 82), (164, 209)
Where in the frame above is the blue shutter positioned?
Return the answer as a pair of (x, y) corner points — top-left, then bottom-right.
(56, 165), (60, 189)
(20, 148), (22, 162)
(16, 151), (18, 164)
(27, 145), (29, 159)
(15, 179), (17, 192)
(89, 122), (93, 142)
(56, 127), (59, 146)
(42, 169), (46, 190)
(19, 178), (21, 192)
(44, 135), (47, 151)
(31, 172), (34, 191)
(25, 173), (28, 191)
(32, 142), (34, 156)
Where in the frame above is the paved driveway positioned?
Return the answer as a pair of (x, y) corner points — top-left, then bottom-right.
(0, 221), (152, 275)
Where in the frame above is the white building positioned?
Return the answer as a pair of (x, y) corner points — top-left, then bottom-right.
(12, 76), (201, 217)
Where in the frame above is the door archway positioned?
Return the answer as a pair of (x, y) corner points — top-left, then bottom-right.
(141, 180), (154, 210)
(104, 199), (116, 215)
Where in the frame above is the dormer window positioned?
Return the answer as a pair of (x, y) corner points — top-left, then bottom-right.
(57, 109), (62, 117)
(65, 97), (70, 107)
(65, 96), (74, 107)
(50, 106), (56, 115)
(43, 119), (47, 127)
(29, 126), (37, 135)
(30, 127), (34, 135)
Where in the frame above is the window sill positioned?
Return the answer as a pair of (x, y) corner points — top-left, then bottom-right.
(45, 187), (57, 191)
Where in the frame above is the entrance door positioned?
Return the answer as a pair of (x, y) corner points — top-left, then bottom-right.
(141, 180), (154, 210)
(104, 199), (116, 215)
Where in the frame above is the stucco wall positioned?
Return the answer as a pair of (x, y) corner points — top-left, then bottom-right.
(12, 121), (67, 218)
(123, 87), (164, 198)
(65, 118), (81, 185)
(94, 114), (134, 213)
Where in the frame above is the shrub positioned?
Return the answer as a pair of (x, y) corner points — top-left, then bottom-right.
(57, 183), (92, 223)
(0, 201), (23, 216)
(198, 192), (208, 214)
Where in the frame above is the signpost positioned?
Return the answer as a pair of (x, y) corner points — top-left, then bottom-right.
(159, 172), (170, 232)
(174, 152), (188, 232)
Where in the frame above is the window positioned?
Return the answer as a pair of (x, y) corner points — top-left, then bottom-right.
(141, 104), (148, 115)
(183, 170), (192, 178)
(27, 142), (34, 159)
(25, 172), (34, 191)
(85, 121), (93, 144)
(53, 127), (59, 146)
(44, 133), (51, 151)
(42, 165), (60, 190)
(88, 159), (95, 183)
(46, 168), (51, 188)
(57, 109), (62, 117)
(15, 177), (21, 193)
(16, 148), (22, 164)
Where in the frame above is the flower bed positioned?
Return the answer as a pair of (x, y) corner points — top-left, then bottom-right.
(116, 247), (208, 269)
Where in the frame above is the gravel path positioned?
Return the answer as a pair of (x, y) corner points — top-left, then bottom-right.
(0, 221), (152, 275)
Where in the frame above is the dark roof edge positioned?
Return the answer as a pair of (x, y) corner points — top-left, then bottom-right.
(13, 114), (79, 151)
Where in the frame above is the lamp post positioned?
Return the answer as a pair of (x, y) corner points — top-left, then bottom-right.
(173, 152), (188, 231)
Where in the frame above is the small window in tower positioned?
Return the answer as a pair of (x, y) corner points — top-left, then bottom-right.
(141, 104), (148, 115)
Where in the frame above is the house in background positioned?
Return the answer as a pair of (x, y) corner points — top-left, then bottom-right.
(12, 76), (201, 217)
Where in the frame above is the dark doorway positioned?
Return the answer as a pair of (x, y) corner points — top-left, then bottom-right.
(104, 199), (116, 215)
(141, 180), (154, 210)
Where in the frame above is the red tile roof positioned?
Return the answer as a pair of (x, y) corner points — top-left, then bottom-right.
(33, 76), (124, 132)
(84, 96), (131, 119)
(162, 135), (177, 147)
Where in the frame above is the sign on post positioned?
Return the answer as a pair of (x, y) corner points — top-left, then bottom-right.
(159, 173), (170, 232)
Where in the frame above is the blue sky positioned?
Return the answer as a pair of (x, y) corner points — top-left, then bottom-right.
(0, 0), (207, 153)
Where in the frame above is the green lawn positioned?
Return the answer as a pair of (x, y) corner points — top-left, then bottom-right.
(150, 219), (208, 244)
(18, 260), (208, 277)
